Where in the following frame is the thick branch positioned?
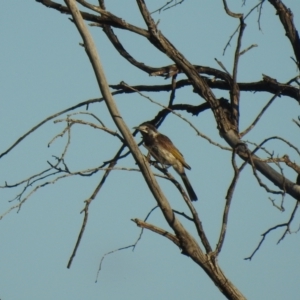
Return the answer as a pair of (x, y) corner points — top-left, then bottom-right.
(268, 0), (300, 69)
(110, 76), (300, 102)
(223, 130), (300, 200)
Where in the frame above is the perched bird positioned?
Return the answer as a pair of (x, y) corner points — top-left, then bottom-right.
(134, 123), (198, 201)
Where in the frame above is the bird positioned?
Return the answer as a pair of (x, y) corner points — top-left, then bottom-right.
(134, 122), (198, 201)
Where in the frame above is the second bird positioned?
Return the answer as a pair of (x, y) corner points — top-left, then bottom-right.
(135, 123), (198, 201)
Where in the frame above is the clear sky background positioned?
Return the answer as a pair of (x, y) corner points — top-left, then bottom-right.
(1, 1), (300, 299)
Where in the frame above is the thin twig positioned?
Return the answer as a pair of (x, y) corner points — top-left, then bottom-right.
(223, 1), (265, 55)
(244, 223), (286, 260)
(132, 218), (180, 246)
(67, 179), (103, 268)
(0, 94), (115, 159)
(173, 210), (193, 221)
(151, 0), (185, 14)
(239, 44), (258, 56)
(67, 144), (128, 268)
(248, 151), (284, 195)
(241, 76), (299, 137)
(54, 118), (125, 142)
(95, 205), (159, 282)
(277, 201), (299, 243)
(214, 58), (231, 75)
(245, 201), (299, 260)
(0, 166), (149, 220)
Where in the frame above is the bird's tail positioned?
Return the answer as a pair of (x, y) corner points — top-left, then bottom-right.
(181, 172), (198, 201)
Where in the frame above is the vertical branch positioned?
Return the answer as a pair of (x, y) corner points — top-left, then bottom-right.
(98, 0), (105, 9)
(222, 0), (245, 132)
(157, 75), (177, 127)
(168, 74), (177, 107)
(215, 147), (240, 255)
(232, 17), (245, 86)
(228, 4), (245, 132)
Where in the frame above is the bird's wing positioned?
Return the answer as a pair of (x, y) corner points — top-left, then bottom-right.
(157, 134), (191, 170)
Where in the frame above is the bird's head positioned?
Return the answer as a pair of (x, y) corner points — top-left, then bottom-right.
(134, 123), (158, 137)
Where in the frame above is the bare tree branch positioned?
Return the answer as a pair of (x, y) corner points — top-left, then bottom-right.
(215, 147), (240, 255)
(95, 205), (159, 282)
(222, 0), (243, 19)
(151, 0), (185, 14)
(67, 177), (104, 268)
(241, 76), (300, 137)
(231, 16), (245, 131)
(245, 201), (299, 260)
(244, 223), (286, 260)
(277, 201), (299, 243)
(268, 0), (300, 69)
(239, 44), (258, 56)
(132, 217), (180, 245)
(0, 96), (106, 159)
(223, 1), (264, 55)
(37, 0), (150, 37)
(110, 77), (300, 101)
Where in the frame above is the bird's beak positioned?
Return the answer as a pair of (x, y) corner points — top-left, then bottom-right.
(133, 126), (140, 131)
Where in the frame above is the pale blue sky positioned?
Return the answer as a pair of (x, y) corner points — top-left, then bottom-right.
(1, 1), (300, 299)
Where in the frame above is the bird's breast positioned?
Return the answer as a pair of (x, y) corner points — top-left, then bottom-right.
(146, 142), (178, 166)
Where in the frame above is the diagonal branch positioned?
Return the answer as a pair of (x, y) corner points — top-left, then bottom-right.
(101, 25), (160, 75)
(157, 167), (212, 253)
(0, 96), (105, 159)
(67, 142), (126, 268)
(223, 1), (264, 55)
(241, 76), (300, 137)
(268, 0), (300, 69)
(132, 218), (180, 247)
(245, 201), (299, 260)
(244, 223), (286, 260)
